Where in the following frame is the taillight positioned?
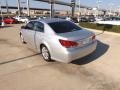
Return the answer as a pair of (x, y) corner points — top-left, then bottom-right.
(59, 39), (78, 48)
(92, 35), (96, 40)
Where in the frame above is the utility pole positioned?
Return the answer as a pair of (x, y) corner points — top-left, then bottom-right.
(21, 1), (26, 16)
(109, 3), (114, 16)
(0, 2), (3, 18)
(49, 0), (55, 18)
(71, 0), (76, 18)
(0, 2), (2, 18)
(78, 0), (80, 16)
(17, 0), (21, 16)
(50, 0), (53, 18)
(27, 0), (30, 16)
(50, 0), (54, 18)
(0, 2), (4, 26)
(5, 0), (9, 14)
(78, 0), (80, 22)
(97, 0), (102, 17)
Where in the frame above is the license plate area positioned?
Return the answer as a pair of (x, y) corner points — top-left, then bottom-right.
(82, 38), (91, 45)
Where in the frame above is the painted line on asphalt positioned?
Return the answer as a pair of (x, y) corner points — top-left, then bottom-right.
(0, 53), (40, 65)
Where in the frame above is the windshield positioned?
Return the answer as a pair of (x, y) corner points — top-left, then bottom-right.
(48, 21), (82, 33)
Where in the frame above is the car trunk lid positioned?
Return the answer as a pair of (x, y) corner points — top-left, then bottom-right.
(58, 29), (95, 47)
(58, 29), (93, 40)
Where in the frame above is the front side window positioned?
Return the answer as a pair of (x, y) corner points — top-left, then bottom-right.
(25, 22), (34, 30)
(48, 21), (82, 34)
(34, 22), (44, 32)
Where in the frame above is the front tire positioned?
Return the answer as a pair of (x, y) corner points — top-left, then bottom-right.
(41, 45), (51, 62)
(20, 34), (26, 44)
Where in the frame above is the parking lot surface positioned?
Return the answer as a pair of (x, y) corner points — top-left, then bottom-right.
(0, 24), (120, 90)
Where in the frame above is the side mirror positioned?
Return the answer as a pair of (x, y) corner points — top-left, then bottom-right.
(21, 26), (25, 29)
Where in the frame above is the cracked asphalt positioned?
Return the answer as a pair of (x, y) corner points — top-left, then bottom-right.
(0, 24), (120, 90)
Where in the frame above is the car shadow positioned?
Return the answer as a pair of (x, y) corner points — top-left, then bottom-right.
(71, 41), (109, 65)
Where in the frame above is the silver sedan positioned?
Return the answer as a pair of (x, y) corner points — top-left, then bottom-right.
(20, 18), (97, 63)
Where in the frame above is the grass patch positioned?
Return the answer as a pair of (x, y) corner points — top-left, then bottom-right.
(79, 22), (120, 33)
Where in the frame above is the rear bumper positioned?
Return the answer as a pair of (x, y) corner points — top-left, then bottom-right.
(56, 40), (97, 63)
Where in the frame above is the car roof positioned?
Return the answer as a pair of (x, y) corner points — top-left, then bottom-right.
(36, 18), (66, 24)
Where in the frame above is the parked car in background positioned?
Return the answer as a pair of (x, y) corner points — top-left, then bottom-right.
(29, 17), (37, 20)
(95, 17), (103, 21)
(104, 17), (120, 21)
(54, 16), (78, 23)
(3, 17), (18, 24)
(65, 16), (79, 23)
(95, 16), (120, 25)
(0, 17), (5, 27)
(37, 16), (43, 20)
(87, 16), (96, 22)
(20, 18), (97, 63)
(37, 16), (47, 20)
(96, 20), (120, 25)
(71, 17), (79, 23)
(79, 16), (88, 22)
(14, 16), (29, 23)
(66, 16), (71, 21)
(79, 15), (96, 22)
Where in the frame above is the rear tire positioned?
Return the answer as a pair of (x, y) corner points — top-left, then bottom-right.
(41, 45), (51, 62)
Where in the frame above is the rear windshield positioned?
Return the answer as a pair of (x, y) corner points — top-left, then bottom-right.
(48, 21), (82, 33)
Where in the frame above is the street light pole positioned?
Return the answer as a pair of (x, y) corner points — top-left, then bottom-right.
(5, 0), (9, 14)
(27, 0), (30, 16)
(21, 1), (26, 16)
(0, 2), (2, 17)
(118, 6), (120, 16)
(17, 0), (21, 16)
(78, 0), (80, 21)
(51, 0), (53, 18)
(0, 2), (4, 26)
(71, 0), (76, 18)
(97, 0), (99, 17)
(49, 0), (54, 18)
(109, 3), (114, 16)
(97, 0), (101, 17)
(78, 0), (80, 16)
(0, 2), (3, 19)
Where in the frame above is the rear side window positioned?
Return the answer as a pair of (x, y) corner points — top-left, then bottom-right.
(48, 21), (82, 33)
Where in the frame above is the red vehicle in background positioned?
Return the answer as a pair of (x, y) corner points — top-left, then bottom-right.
(3, 17), (18, 24)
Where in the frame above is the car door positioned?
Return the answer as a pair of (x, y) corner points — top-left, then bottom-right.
(34, 21), (45, 50)
(22, 21), (36, 48)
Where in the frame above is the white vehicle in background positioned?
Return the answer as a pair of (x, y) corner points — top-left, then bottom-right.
(14, 16), (29, 23)
(95, 17), (120, 25)
(66, 16), (71, 21)
(0, 17), (5, 27)
(38, 16), (49, 20)
(96, 21), (120, 25)
(95, 17), (103, 21)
